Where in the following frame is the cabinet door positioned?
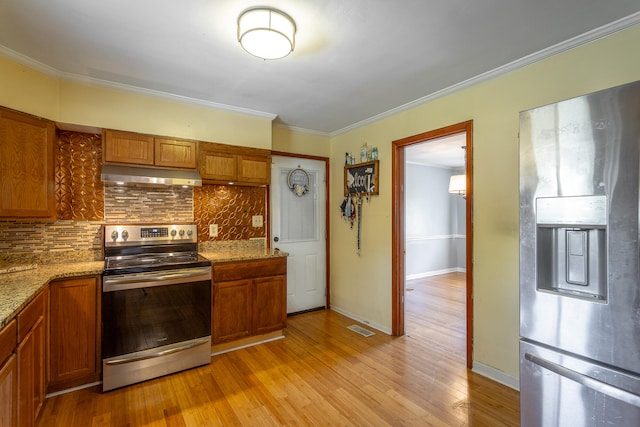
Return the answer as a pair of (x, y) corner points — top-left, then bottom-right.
(154, 138), (196, 169)
(238, 154), (270, 184)
(213, 280), (252, 343)
(0, 354), (17, 427)
(199, 149), (237, 181)
(253, 275), (287, 335)
(48, 277), (99, 393)
(0, 108), (55, 218)
(103, 130), (154, 166)
(17, 315), (44, 427)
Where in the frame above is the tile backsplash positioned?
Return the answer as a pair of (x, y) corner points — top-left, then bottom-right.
(104, 185), (193, 224)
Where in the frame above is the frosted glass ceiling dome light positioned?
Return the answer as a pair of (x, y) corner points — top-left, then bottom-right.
(238, 8), (296, 60)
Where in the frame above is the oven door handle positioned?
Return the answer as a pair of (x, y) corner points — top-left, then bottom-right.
(104, 337), (210, 366)
(103, 267), (211, 289)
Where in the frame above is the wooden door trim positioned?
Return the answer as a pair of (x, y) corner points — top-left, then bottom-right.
(391, 120), (474, 369)
(270, 152), (331, 309)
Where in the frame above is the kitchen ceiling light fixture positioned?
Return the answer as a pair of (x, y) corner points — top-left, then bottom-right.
(237, 7), (296, 60)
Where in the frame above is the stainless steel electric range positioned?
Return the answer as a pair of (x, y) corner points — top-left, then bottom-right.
(101, 223), (212, 391)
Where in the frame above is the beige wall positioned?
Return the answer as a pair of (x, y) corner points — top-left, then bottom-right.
(0, 55), (59, 119)
(329, 24), (640, 381)
(0, 59), (272, 149)
(272, 125), (330, 158)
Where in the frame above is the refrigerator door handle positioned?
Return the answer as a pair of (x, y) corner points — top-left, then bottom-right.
(525, 352), (640, 407)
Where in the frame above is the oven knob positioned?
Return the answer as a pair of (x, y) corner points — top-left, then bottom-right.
(110, 230), (118, 241)
(121, 230), (129, 241)
(186, 229), (193, 237)
(179, 229), (185, 237)
(171, 229), (177, 237)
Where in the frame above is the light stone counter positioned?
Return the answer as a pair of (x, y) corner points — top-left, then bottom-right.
(0, 261), (104, 329)
(200, 247), (287, 263)
(0, 245), (287, 330)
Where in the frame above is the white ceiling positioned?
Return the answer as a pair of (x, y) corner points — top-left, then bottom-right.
(0, 1), (639, 135)
(405, 134), (467, 169)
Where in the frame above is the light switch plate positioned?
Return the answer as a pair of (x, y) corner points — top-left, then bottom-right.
(252, 215), (263, 227)
(209, 224), (218, 237)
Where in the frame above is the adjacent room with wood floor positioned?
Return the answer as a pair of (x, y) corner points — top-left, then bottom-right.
(37, 271), (519, 426)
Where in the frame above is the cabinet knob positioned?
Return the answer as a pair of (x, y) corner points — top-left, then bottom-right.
(273, 236), (279, 242)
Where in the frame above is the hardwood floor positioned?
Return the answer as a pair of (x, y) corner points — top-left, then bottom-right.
(38, 279), (519, 426)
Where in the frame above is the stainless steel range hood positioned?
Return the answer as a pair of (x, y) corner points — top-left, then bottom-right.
(101, 164), (202, 187)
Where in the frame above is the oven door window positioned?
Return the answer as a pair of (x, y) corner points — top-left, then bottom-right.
(102, 280), (211, 359)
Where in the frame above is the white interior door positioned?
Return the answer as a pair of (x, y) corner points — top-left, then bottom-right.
(270, 156), (327, 314)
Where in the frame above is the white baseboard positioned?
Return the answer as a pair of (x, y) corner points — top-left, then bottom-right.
(330, 306), (392, 335)
(472, 361), (519, 391)
(406, 267), (466, 280)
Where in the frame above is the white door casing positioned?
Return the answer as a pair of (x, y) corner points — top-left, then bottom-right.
(270, 156), (327, 314)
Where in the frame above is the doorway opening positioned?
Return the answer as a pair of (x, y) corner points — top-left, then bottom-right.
(391, 120), (473, 368)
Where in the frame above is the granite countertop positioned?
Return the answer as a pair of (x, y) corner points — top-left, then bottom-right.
(200, 247), (287, 263)
(0, 261), (104, 329)
(0, 247), (287, 331)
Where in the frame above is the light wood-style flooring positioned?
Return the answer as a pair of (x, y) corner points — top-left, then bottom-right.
(38, 273), (519, 426)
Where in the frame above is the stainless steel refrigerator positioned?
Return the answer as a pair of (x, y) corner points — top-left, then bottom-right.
(519, 80), (640, 426)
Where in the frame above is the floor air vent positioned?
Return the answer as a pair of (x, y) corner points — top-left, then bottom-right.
(347, 325), (375, 337)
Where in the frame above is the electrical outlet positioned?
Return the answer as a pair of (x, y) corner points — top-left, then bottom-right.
(252, 215), (263, 227)
(209, 224), (218, 237)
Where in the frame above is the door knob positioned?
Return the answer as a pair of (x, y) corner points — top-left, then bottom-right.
(274, 236), (279, 242)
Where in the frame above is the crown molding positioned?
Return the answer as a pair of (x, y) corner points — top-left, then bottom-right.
(330, 12), (640, 137)
(0, 44), (277, 121)
(273, 122), (330, 137)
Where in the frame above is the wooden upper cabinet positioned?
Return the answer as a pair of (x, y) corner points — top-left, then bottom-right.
(155, 138), (197, 169)
(238, 155), (270, 184)
(103, 129), (196, 169)
(0, 107), (55, 218)
(198, 141), (271, 185)
(199, 148), (237, 182)
(103, 130), (154, 166)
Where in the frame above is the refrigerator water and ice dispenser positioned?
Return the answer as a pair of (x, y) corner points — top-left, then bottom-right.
(535, 195), (607, 301)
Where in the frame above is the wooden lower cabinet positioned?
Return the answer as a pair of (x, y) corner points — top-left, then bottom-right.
(0, 354), (18, 427)
(48, 277), (100, 393)
(0, 319), (18, 427)
(212, 258), (287, 345)
(213, 279), (252, 343)
(254, 275), (287, 335)
(16, 290), (47, 427)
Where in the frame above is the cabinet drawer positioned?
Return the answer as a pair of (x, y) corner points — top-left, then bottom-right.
(17, 291), (45, 342)
(213, 258), (286, 282)
(0, 320), (16, 366)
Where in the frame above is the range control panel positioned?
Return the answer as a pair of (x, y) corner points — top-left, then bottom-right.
(104, 224), (198, 245)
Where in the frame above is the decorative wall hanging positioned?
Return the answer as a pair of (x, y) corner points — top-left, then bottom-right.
(341, 160), (379, 256)
(287, 167), (310, 197)
(344, 160), (379, 196)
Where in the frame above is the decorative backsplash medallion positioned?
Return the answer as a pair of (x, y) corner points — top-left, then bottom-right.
(55, 131), (103, 221)
(194, 185), (266, 242)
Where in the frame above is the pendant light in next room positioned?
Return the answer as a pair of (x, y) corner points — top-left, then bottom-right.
(237, 7), (296, 60)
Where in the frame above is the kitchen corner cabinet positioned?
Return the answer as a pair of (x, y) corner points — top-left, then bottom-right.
(212, 258), (286, 344)
(17, 288), (47, 427)
(103, 129), (196, 169)
(199, 142), (271, 185)
(48, 276), (100, 393)
(0, 107), (55, 218)
(0, 320), (18, 427)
